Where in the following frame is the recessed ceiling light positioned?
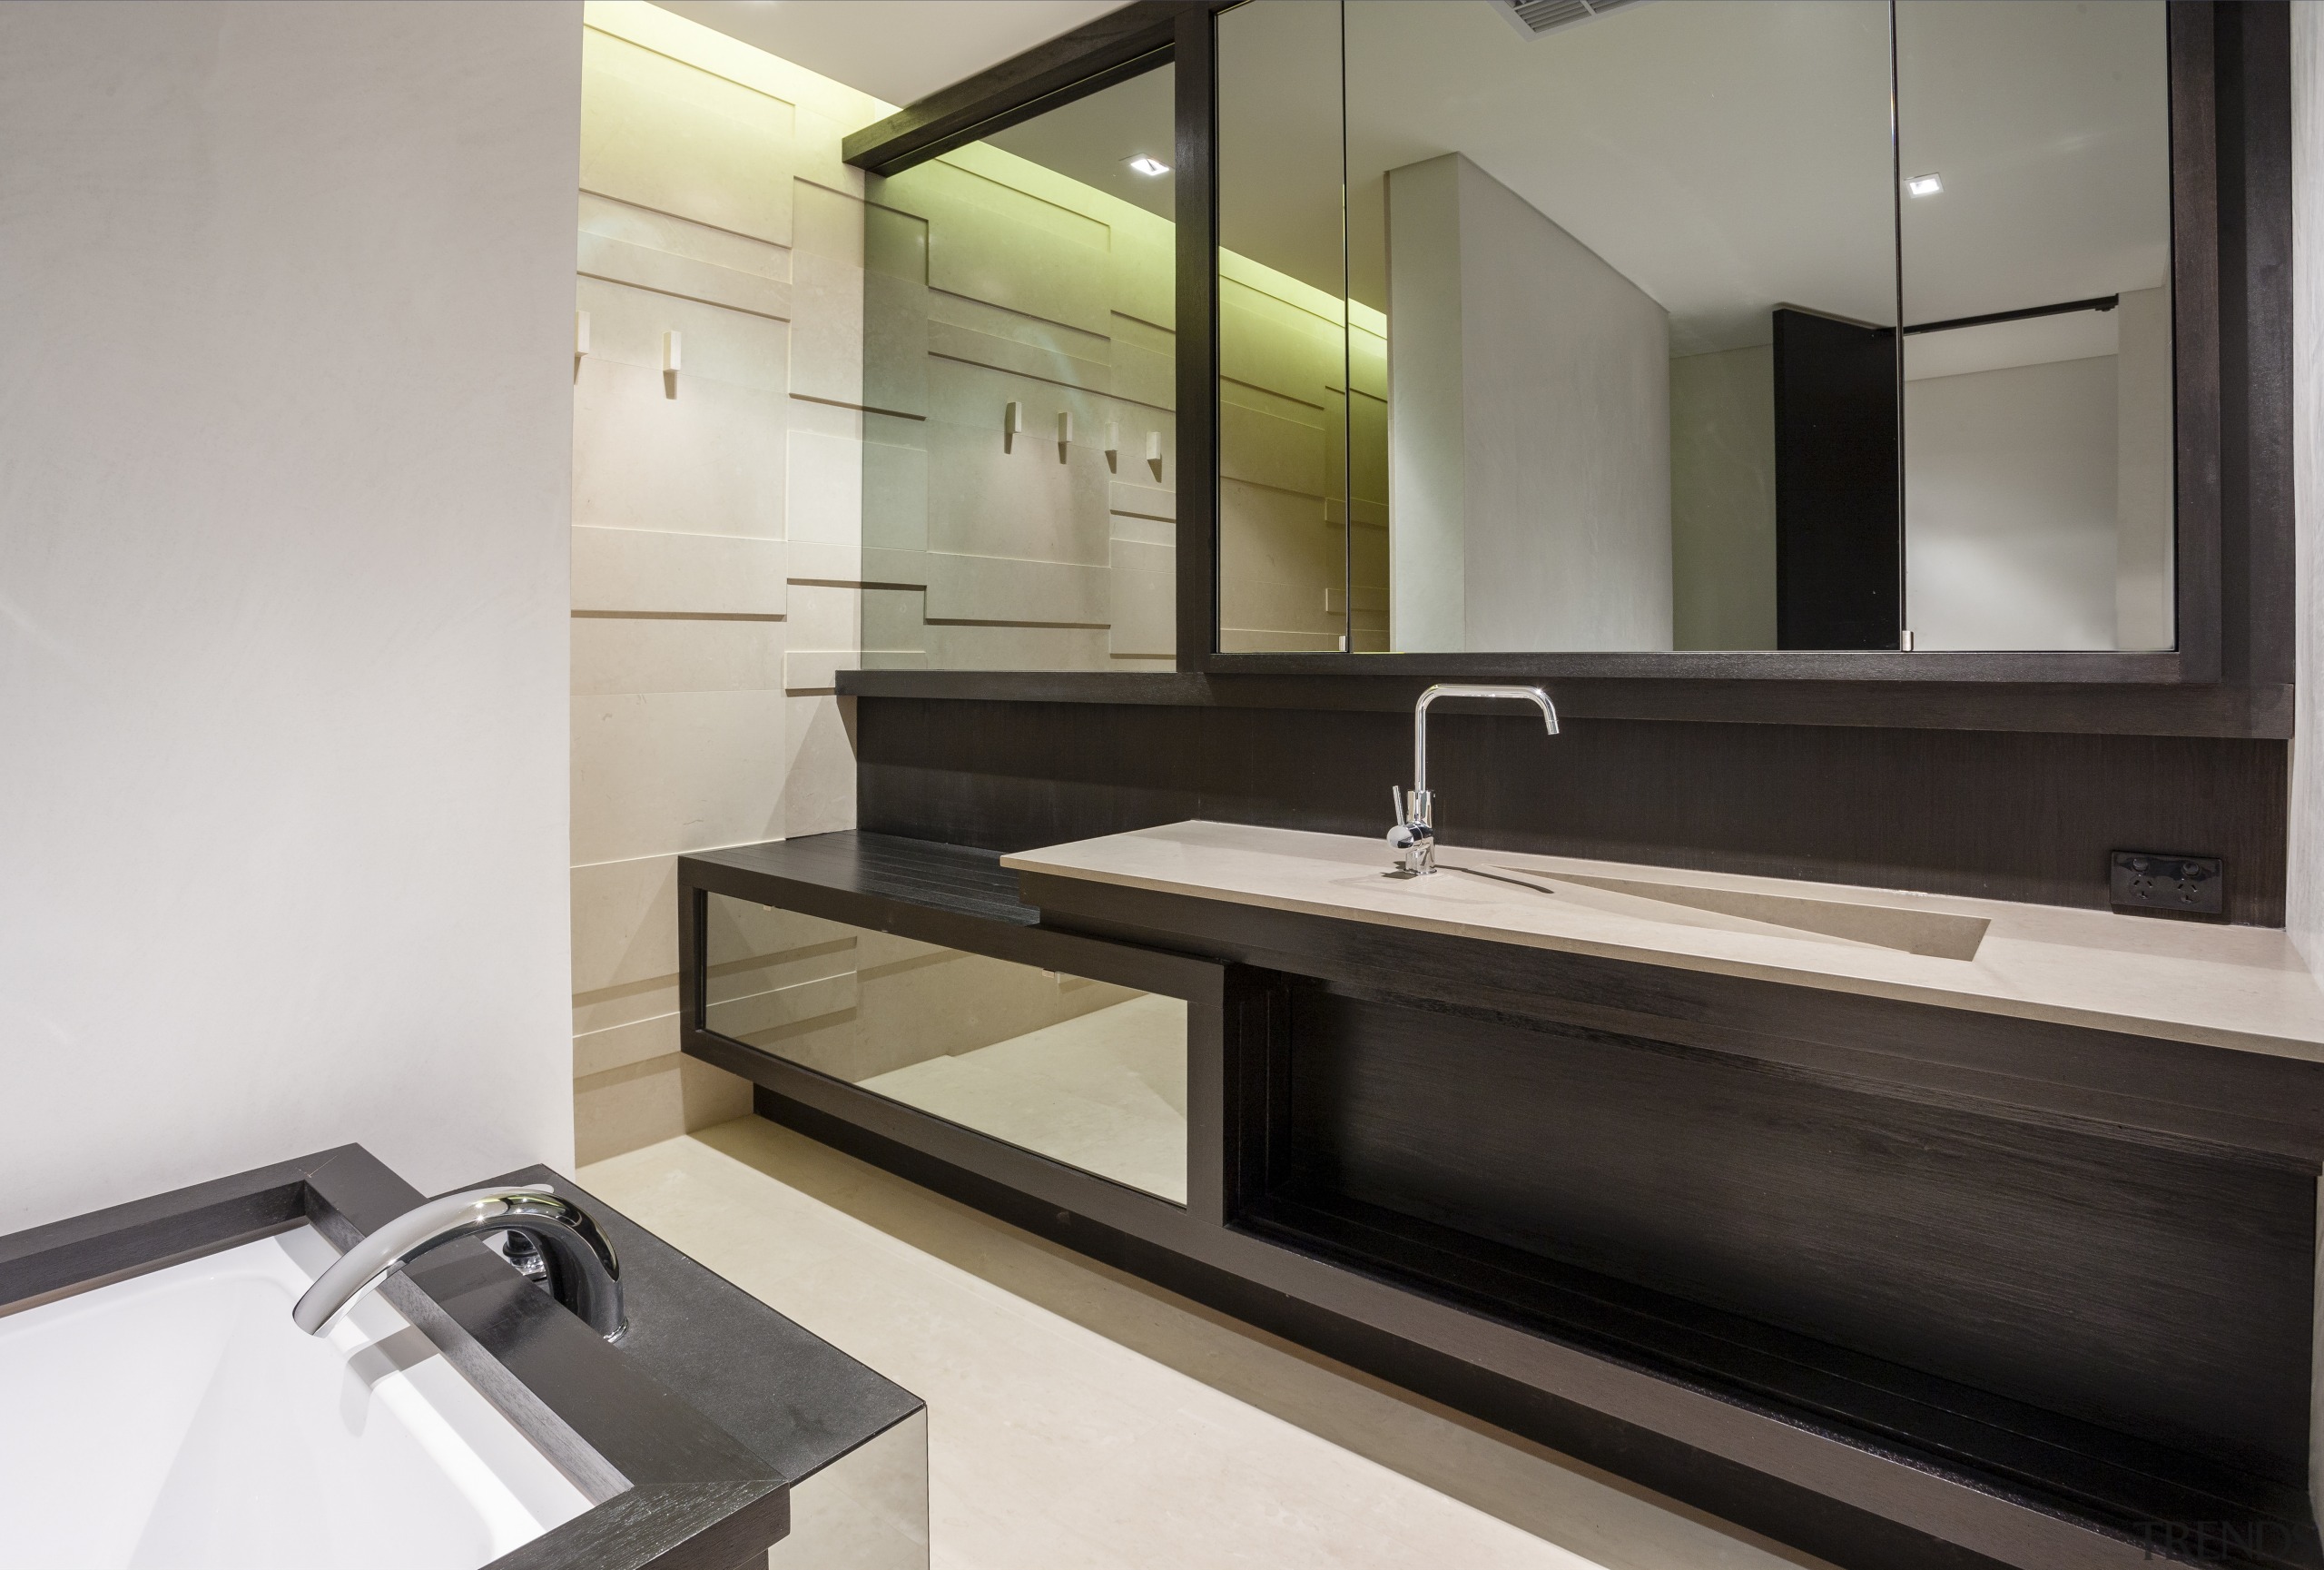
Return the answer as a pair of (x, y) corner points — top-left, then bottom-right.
(1126, 155), (1170, 177)
(1905, 172), (1944, 198)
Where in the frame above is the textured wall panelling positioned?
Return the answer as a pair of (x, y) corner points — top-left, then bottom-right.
(570, 2), (894, 1160)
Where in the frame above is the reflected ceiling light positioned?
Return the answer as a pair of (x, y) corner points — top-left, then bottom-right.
(1126, 155), (1170, 177)
(1905, 173), (1944, 198)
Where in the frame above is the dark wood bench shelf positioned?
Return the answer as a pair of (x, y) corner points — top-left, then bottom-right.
(685, 831), (1039, 930)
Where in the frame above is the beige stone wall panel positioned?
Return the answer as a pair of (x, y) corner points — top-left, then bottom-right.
(580, 28), (795, 248)
(571, 687), (787, 864)
(572, 528), (788, 617)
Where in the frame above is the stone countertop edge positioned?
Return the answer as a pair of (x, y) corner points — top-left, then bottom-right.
(1001, 819), (2324, 1062)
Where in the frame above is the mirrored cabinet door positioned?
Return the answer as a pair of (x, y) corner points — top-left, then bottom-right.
(1209, 0), (2180, 658)
(1347, 0), (1897, 655)
(1897, 0), (2174, 652)
(703, 894), (1191, 1203)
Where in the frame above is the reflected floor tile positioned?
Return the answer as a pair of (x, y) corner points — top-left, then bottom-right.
(858, 995), (1187, 1202)
(579, 1120), (1832, 1570)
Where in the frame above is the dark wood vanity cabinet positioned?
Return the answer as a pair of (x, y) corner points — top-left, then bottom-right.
(1023, 868), (2324, 1570)
(684, 833), (2324, 1570)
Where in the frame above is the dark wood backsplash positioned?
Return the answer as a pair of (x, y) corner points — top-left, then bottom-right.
(853, 696), (2290, 925)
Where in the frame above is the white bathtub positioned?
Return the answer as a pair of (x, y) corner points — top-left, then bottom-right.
(0, 1226), (592, 1570)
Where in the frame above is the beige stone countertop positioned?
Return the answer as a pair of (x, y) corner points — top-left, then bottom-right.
(1002, 820), (2324, 1063)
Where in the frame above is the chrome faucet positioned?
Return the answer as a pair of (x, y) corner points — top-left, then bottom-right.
(1387, 684), (1560, 875)
(292, 1184), (626, 1341)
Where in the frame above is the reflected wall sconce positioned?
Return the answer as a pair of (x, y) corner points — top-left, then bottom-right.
(1057, 410), (1073, 463)
(1145, 430), (1164, 482)
(1104, 420), (1121, 474)
(662, 330), (682, 398)
(1004, 400), (1023, 452)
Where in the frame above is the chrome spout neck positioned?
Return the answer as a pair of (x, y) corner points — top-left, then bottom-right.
(293, 1184), (625, 1342)
(1412, 684), (1559, 799)
(1388, 685), (1560, 875)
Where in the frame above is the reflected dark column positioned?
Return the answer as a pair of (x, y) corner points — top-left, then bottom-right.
(1773, 307), (1901, 650)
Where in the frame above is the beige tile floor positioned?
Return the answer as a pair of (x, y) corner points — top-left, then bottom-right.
(857, 995), (1190, 1203)
(580, 1119), (1834, 1570)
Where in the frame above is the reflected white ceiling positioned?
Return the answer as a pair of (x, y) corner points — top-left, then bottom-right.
(983, 64), (1176, 223)
(662, 0), (2171, 365)
(991, 0), (2170, 360)
(652, 0), (1130, 108)
(1896, 0), (2171, 326)
(1331, 0), (1903, 353)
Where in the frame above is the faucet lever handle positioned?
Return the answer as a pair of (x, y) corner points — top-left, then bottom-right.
(1392, 785), (1405, 824)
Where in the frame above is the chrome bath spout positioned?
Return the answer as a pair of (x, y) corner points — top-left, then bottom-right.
(292, 1184), (625, 1341)
(1387, 684), (1560, 875)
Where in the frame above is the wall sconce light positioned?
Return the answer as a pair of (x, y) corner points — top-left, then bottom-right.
(1004, 400), (1023, 452)
(1104, 420), (1121, 474)
(1145, 430), (1164, 482)
(662, 330), (682, 398)
(1057, 410), (1073, 463)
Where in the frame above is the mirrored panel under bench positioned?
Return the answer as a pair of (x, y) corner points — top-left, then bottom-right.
(703, 891), (1190, 1202)
(678, 833), (1232, 1219)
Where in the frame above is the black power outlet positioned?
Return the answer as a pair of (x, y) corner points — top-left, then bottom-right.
(2110, 851), (2224, 915)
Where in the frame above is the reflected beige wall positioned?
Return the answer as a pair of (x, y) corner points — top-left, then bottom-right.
(1905, 354), (2122, 650)
(862, 142), (1179, 669)
(2114, 284), (2175, 649)
(1385, 153), (1673, 653)
(1670, 345), (1778, 651)
(704, 899), (1141, 1084)
(1217, 256), (1392, 653)
(569, 3), (891, 1163)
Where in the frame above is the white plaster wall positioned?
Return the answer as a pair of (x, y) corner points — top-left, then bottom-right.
(1387, 154), (1672, 652)
(0, 1), (581, 1230)
(2290, 2), (2324, 976)
(1905, 355), (2121, 651)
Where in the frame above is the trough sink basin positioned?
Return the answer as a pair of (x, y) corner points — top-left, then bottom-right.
(1449, 864), (1991, 961)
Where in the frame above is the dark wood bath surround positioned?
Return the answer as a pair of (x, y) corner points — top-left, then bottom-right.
(683, 832), (2324, 1570)
(0, 1145), (923, 1570)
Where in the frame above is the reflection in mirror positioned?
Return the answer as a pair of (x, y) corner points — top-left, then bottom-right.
(1215, 0), (2179, 657)
(1214, 0), (1373, 652)
(1343, 0), (1901, 653)
(1897, 0), (2173, 651)
(860, 64), (1177, 672)
(704, 894), (1191, 1202)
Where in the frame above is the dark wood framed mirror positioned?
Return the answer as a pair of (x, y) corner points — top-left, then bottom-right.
(842, 0), (2289, 740)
